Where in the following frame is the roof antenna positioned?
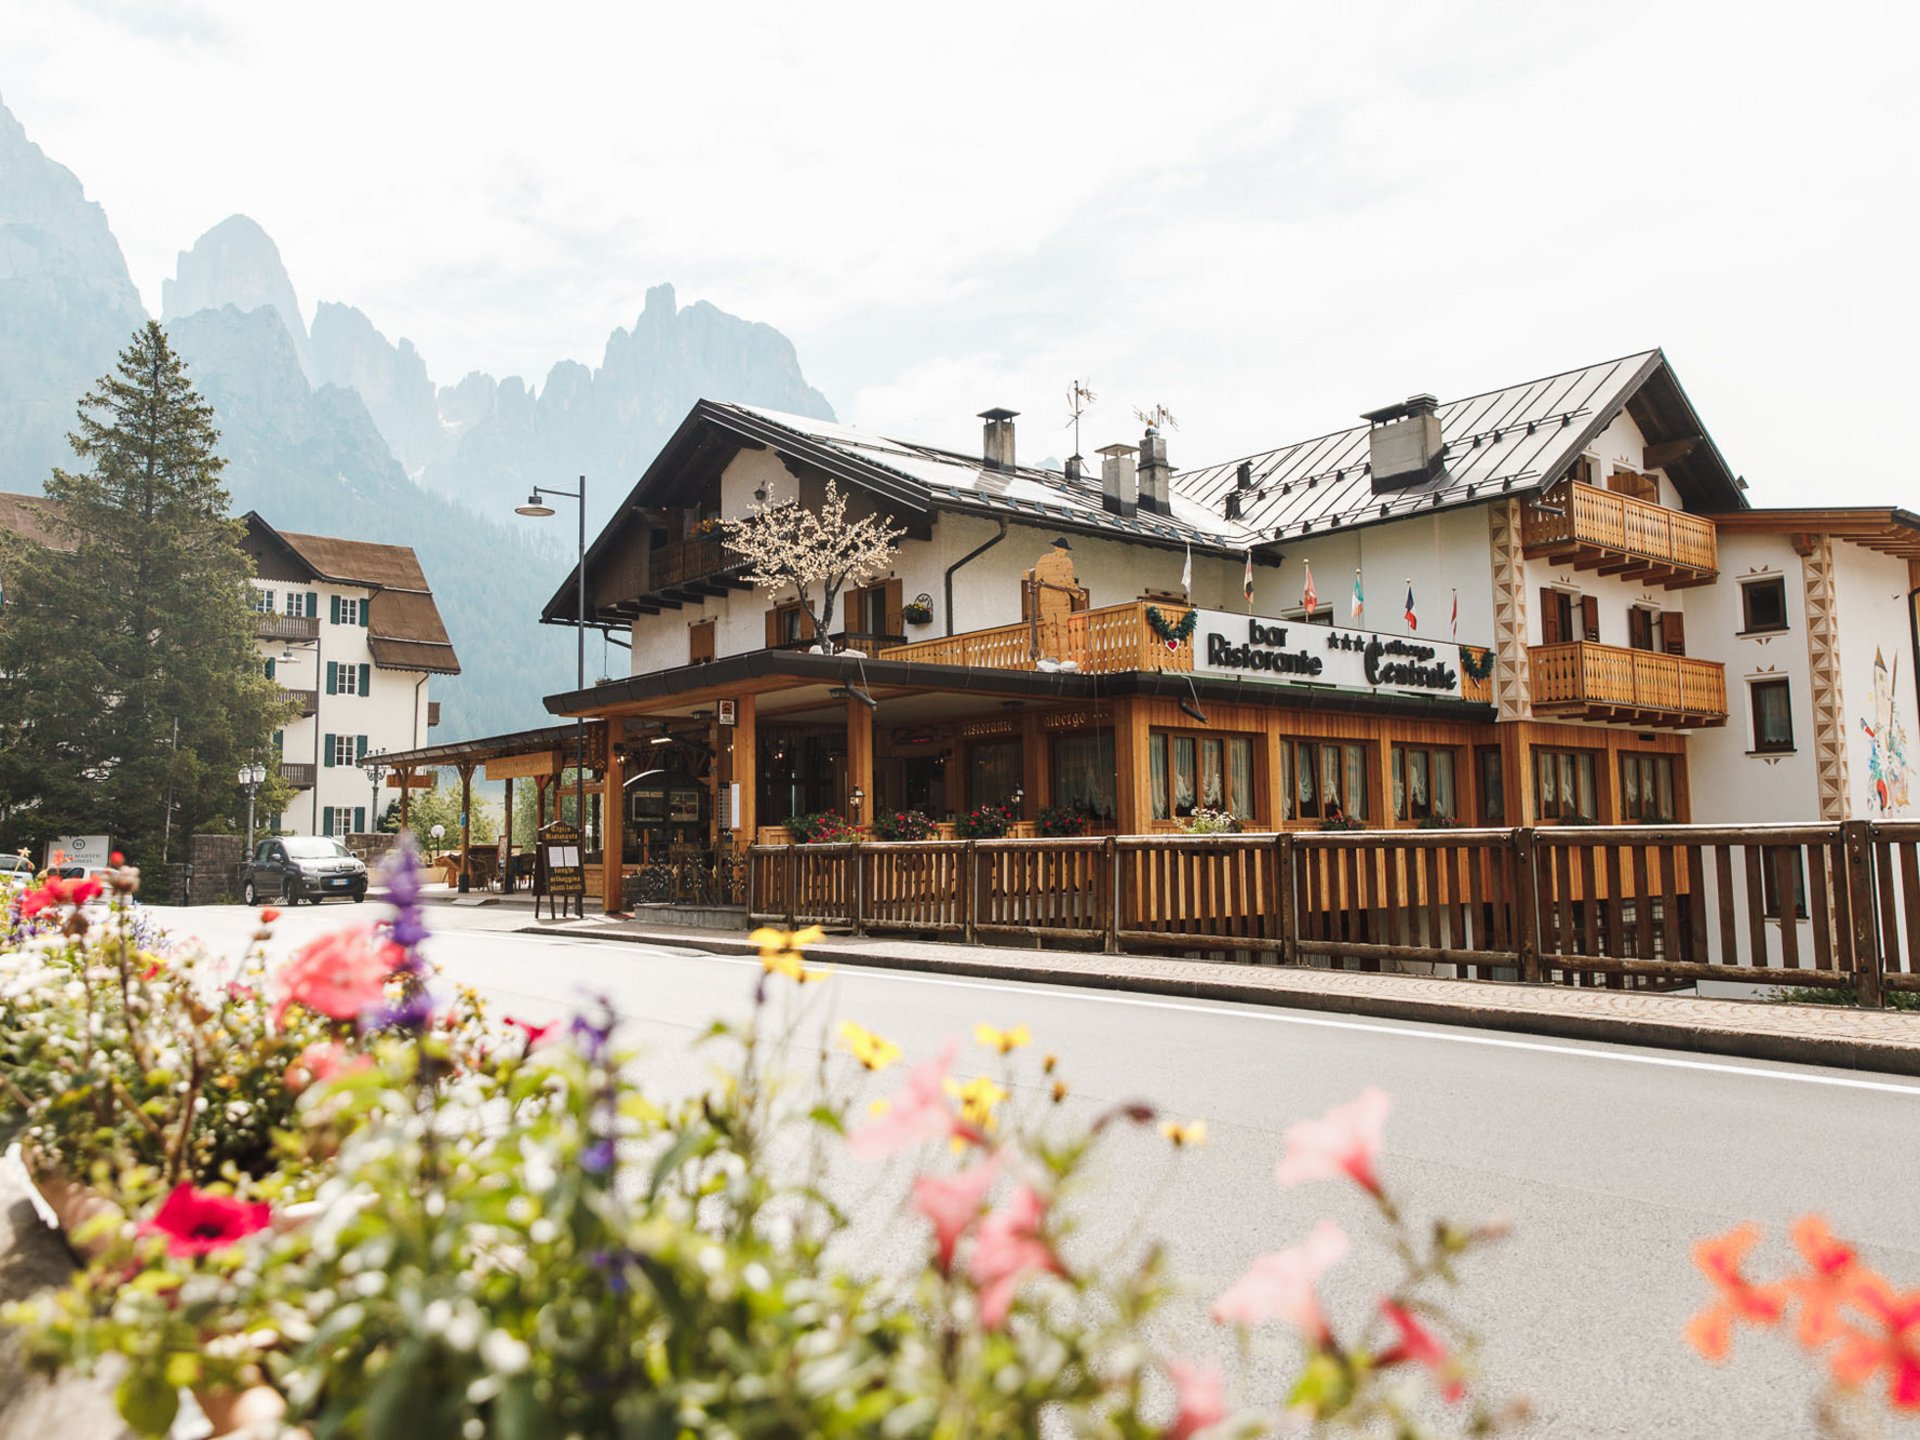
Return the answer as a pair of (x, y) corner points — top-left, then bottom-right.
(1065, 379), (1097, 461)
(1134, 402), (1180, 434)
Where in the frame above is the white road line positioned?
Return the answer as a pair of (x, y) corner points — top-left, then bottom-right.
(537, 941), (1920, 1097)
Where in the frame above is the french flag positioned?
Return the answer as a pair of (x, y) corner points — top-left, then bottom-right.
(1404, 582), (1418, 631)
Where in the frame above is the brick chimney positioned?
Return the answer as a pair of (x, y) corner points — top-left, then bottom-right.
(1137, 427), (1171, 514)
(1098, 442), (1137, 517)
(980, 408), (1018, 470)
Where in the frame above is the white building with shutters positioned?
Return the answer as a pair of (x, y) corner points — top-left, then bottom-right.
(240, 514), (461, 838)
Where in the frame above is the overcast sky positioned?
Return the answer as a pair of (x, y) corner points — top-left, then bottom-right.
(7, 0), (1917, 502)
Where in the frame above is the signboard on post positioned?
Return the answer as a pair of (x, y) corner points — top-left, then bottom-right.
(47, 834), (112, 869)
(1190, 611), (1468, 700)
(717, 699), (737, 727)
(536, 820), (585, 920)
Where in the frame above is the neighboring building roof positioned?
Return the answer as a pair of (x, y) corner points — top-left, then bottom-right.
(0, 489), (72, 552)
(1704, 507), (1920, 560)
(1175, 349), (1746, 541)
(240, 512), (462, 675)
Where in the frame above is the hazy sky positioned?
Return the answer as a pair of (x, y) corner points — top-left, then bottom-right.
(7, 0), (1917, 503)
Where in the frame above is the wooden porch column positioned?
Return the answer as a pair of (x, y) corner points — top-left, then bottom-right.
(534, 773), (548, 829)
(602, 721), (624, 914)
(846, 694), (874, 831)
(502, 777), (514, 892)
(1112, 697), (1153, 836)
(1020, 710), (1045, 820)
(397, 768), (415, 829)
(733, 693), (758, 845)
(1260, 722), (1285, 832)
(457, 762), (475, 893)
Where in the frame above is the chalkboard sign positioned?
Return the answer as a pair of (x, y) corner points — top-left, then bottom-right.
(537, 821), (585, 917)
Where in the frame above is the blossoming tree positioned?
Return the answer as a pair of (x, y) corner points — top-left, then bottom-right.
(720, 478), (904, 650)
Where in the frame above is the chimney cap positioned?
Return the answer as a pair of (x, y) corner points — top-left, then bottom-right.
(1096, 442), (1136, 458)
(978, 407), (1019, 422)
(1361, 394), (1440, 425)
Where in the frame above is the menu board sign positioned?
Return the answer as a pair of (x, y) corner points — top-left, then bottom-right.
(538, 821), (585, 897)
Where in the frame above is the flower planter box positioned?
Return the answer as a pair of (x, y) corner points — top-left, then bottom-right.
(757, 826), (796, 846)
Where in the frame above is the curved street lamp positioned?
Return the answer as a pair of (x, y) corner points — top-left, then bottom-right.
(360, 747), (388, 835)
(514, 478), (588, 880)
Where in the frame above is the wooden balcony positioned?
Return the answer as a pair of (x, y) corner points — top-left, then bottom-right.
(881, 601), (1495, 703)
(280, 762), (317, 789)
(278, 687), (318, 719)
(1520, 480), (1718, 588)
(255, 612), (320, 641)
(1530, 641), (1727, 727)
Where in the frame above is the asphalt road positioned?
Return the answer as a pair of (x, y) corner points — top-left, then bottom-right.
(147, 899), (1920, 1437)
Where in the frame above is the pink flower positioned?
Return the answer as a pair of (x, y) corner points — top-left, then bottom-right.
(847, 1037), (963, 1159)
(139, 1183), (273, 1257)
(506, 1015), (559, 1050)
(1274, 1087), (1391, 1197)
(1211, 1219), (1350, 1343)
(1379, 1300), (1464, 1402)
(912, 1155), (1001, 1275)
(285, 1041), (369, 1094)
(271, 923), (393, 1029)
(969, 1185), (1065, 1329)
(1164, 1357), (1227, 1440)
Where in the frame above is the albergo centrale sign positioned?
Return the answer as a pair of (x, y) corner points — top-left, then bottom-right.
(1192, 613), (1465, 699)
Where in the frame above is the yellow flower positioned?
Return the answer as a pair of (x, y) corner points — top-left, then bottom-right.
(947, 1075), (1009, 1135)
(1160, 1119), (1207, 1149)
(974, 1023), (1031, 1056)
(752, 925), (828, 982)
(1051, 1079), (1068, 1104)
(839, 1020), (902, 1072)
(1042, 1052), (1058, 1075)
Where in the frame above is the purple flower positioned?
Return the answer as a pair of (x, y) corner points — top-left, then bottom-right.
(570, 1000), (615, 1063)
(379, 836), (431, 953)
(581, 1138), (616, 1175)
(364, 983), (435, 1035)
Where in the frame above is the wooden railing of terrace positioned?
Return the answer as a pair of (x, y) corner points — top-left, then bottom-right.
(1530, 642), (1727, 727)
(748, 820), (1918, 1005)
(1519, 479), (1718, 587)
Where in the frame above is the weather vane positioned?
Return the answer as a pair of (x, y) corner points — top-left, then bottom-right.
(1134, 402), (1180, 434)
(1065, 379), (1097, 460)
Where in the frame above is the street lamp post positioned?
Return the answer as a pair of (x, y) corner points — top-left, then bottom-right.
(237, 761), (267, 856)
(516, 477), (589, 910)
(360, 748), (388, 835)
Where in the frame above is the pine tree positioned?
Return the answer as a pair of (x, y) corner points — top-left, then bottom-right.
(0, 322), (291, 867)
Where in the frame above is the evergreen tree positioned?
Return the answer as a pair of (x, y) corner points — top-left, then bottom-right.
(0, 322), (291, 867)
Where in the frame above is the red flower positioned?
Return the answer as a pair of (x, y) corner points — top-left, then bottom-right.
(17, 874), (100, 917)
(1274, 1087), (1390, 1197)
(272, 923), (392, 1028)
(1379, 1300), (1465, 1402)
(1211, 1220), (1349, 1343)
(109, 851), (124, 865)
(507, 1015), (558, 1050)
(1786, 1215), (1864, 1348)
(139, 1183), (273, 1257)
(1831, 1272), (1920, 1410)
(911, 1155), (1000, 1275)
(259, 906), (281, 923)
(1685, 1222), (1787, 1362)
(969, 1185), (1065, 1329)
(1164, 1358), (1227, 1440)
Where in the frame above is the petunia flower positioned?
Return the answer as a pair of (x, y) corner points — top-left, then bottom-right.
(1785, 1215), (1864, 1348)
(1378, 1300), (1465, 1402)
(1274, 1087), (1391, 1197)
(839, 1020), (902, 1072)
(912, 1154), (1001, 1275)
(974, 1022), (1030, 1055)
(1829, 1272), (1920, 1410)
(139, 1183), (273, 1258)
(271, 923), (394, 1029)
(1164, 1357), (1228, 1440)
(1211, 1220), (1350, 1344)
(848, 1038), (963, 1159)
(1684, 1221), (1787, 1363)
(507, 1015), (559, 1050)
(969, 1185), (1065, 1329)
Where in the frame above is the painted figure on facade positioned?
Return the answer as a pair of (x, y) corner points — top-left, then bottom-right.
(1029, 537), (1079, 667)
(1861, 646), (1912, 813)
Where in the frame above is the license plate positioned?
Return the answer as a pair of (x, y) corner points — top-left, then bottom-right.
(329, 878), (350, 888)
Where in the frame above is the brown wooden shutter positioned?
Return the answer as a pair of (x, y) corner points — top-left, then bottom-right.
(1581, 595), (1600, 643)
(798, 606), (815, 640)
(884, 578), (903, 637)
(1540, 588), (1561, 644)
(1663, 611), (1686, 656)
(765, 608), (779, 649)
(690, 620), (715, 664)
(1020, 573), (1034, 622)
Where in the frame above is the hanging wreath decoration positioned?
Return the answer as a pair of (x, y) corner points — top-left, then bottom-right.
(1459, 644), (1495, 682)
(1145, 604), (1197, 648)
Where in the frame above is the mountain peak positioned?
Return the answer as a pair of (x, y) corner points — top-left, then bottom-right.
(163, 213), (314, 380)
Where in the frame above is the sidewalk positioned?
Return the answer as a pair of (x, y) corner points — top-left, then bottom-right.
(525, 918), (1920, 1077)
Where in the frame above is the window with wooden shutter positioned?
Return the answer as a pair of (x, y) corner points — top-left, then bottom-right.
(884, 578), (903, 637)
(1580, 595), (1600, 643)
(1662, 611), (1686, 655)
(330, 595), (342, 624)
(358, 663), (371, 695)
(690, 619), (716, 664)
(323, 733), (336, 768)
(1627, 607), (1656, 652)
(326, 661), (338, 695)
(765, 608), (779, 649)
(1539, 588), (1565, 644)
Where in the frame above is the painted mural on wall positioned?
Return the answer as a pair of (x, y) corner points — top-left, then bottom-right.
(1861, 647), (1913, 813)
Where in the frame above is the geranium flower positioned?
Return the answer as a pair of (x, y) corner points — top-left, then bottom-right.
(912, 1154), (1001, 1275)
(1160, 1119), (1207, 1148)
(1211, 1220), (1350, 1344)
(1165, 1357), (1227, 1440)
(1786, 1215), (1864, 1348)
(1685, 1221), (1787, 1362)
(848, 1038), (962, 1159)
(1379, 1300), (1465, 1402)
(1830, 1272), (1920, 1409)
(1274, 1087), (1390, 1197)
(286, 1041), (370, 1094)
(969, 1185), (1065, 1328)
(839, 1019), (902, 1072)
(139, 1183), (273, 1257)
(271, 923), (394, 1028)
(507, 1015), (559, 1050)
(974, 1022), (1030, 1055)
(259, 906), (281, 923)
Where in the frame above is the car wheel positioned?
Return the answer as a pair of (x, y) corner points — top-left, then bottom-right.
(283, 881), (301, 907)
(242, 879), (257, 906)
(352, 892), (365, 903)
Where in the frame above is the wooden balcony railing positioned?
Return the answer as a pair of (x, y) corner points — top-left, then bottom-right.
(649, 535), (742, 592)
(1530, 641), (1727, 727)
(277, 687), (317, 719)
(280, 762), (317, 789)
(1520, 480), (1718, 588)
(255, 613), (320, 641)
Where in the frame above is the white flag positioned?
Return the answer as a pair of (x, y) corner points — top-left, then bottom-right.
(1181, 542), (1192, 596)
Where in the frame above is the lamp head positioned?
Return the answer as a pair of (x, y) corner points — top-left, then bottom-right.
(515, 492), (556, 518)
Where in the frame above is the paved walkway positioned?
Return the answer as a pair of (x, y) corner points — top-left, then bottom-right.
(521, 917), (1920, 1076)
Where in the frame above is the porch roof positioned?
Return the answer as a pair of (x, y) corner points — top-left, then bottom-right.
(374, 722), (586, 773)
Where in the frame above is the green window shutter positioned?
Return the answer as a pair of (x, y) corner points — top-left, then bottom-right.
(273, 730), (284, 756)
(264, 658), (276, 680)
(330, 595), (341, 624)
(326, 661), (338, 695)
(355, 734), (368, 762)
(306, 591), (318, 617)
(322, 806), (334, 834)
(353, 807), (366, 834)
(323, 734), (336, 768)
(361, 599), (371, 628)
(358, 663), (370, 695)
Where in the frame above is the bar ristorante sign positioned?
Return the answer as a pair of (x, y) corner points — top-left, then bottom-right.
(1193, 613), (1466, 699)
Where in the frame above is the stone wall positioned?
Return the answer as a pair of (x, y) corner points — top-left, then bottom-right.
(187, 832), (246, 906)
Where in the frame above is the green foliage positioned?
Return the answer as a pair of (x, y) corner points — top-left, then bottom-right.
(0, 323), (292, 868)
(1768, 986), (1920, 1011)
(404, 782), (498, 852)
(1182, 806), (1242, 835)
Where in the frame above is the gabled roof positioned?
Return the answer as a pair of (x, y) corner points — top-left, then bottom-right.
(241, 513), (461, 675)
(1173, 349), (1746, 542)
(1706, 507), (1920, 559)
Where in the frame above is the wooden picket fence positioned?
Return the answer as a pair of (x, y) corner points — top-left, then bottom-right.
(747, 820), (1920, 1006)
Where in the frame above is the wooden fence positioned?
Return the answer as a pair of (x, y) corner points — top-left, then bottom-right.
(747, 820), (1920, 1006)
